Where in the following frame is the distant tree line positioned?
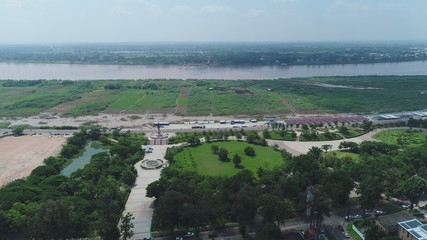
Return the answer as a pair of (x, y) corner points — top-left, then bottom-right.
(1, 43), (427, 66)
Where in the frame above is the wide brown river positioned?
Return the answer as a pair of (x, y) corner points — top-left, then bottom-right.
(1, 61), (427, 80)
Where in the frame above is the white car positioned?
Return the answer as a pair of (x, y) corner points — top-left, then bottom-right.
(344, 232), (350, 238)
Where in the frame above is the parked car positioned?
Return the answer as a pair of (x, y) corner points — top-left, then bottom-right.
(401, 204), (411, 209)
(338, 225), (344, 232)
(374, 210), (385, 215)
(344, 232), (350, 238)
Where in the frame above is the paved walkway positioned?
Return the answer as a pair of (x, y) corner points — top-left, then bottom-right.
(267, 128), (383, 155)
(122, 145), (169, 240)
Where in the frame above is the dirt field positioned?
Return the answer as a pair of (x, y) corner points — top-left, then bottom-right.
(0, 135), (66, 187)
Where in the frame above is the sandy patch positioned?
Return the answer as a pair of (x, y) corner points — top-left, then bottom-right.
(0, 135), (66, 187)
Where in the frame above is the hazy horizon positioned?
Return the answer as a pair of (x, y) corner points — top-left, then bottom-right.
(1, 0), (427, 43)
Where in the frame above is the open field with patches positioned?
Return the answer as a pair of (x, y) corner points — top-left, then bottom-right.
(173, 141), (284, 176)
(1, 76), (427, 118)
(0, 135), (66, 187)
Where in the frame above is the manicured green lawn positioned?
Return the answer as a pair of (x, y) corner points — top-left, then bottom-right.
(269, 131), (297, 141)
(340, 128), (368, 138)
(173, 141), (284, 176)
(334, 151), (361, 163)
(373, 129), (427, 147)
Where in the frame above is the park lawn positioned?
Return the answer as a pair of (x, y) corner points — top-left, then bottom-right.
(269, 131), (297, 141)
(173, 141), (284, 177)
(372, 129), (427, 147)
(334, 151), (361, 163)
(340, 128), (367, 138)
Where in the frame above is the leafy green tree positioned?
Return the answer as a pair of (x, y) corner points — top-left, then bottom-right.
(357, 177), (382, 212)
(338, 141), (359, 153)
(258, 194), (295, 225)
(364, 225), (388, 240)
(211, 145), (219, 154)
(4, 202), (38, 233)
(321, 144), (332, 152)
(12, 125), (25, 136)
(322, 170), (354, 206)
(233, 154), (242, 167)
(95, 178), (124, 240)
(28, 200), (75, 240)
(263, 128), (271, 139)
(60, 144), (79, 158)
(187, 136), (201, 146)
(308, 146), (323, 159)
(231, 185), (258, 237)
(87, 126), (103, 140)
(361, 120), (373, 131)
(218, 148), (228, 161)
(338, 126), (350, 135)
(244, 146), (256, 157)
(399, 176), (427, 209)
(119, 212), (134, 240)
(154, 190), (188, 233)
(43, 156), (68, 172)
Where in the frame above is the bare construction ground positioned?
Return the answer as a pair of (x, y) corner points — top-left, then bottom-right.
(0, 135), (66, 187)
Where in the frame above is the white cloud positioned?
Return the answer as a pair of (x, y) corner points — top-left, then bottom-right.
(200, 5), (237, 15)
(169, 5), (192, 13)
(245, 9), (265, 17)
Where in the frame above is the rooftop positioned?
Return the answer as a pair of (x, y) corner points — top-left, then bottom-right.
(377, 211), (413, 229)
(399, 219), (427, 240)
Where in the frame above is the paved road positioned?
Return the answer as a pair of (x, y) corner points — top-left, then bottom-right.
(122, 145), (169, 240)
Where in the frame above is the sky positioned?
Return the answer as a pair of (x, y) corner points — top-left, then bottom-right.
(0, 0), (426, 43)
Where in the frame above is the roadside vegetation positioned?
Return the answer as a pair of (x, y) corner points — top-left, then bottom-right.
(1, 76), (427, 117)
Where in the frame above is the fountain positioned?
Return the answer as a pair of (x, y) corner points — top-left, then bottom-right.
(141, 159), (164, 169)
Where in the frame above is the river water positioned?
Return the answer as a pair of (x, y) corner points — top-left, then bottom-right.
(1, 61), (427, 80)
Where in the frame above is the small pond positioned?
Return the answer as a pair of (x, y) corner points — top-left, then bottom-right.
(61, 141), (107, 176)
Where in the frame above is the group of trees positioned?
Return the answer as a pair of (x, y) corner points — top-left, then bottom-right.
(0, 128), (146, 239)
(149, 132), (427, 239)
(148, 146), (355, 238)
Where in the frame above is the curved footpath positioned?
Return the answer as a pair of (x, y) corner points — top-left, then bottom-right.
(122, 145), (169, 240)
(267, 128), (387, 156)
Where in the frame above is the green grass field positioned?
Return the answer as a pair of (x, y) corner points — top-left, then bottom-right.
(1, 76), (427, 117)
(372, 129), (427, 147)
(334, 151), (361, 163)
(173, 141), (284, 176)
